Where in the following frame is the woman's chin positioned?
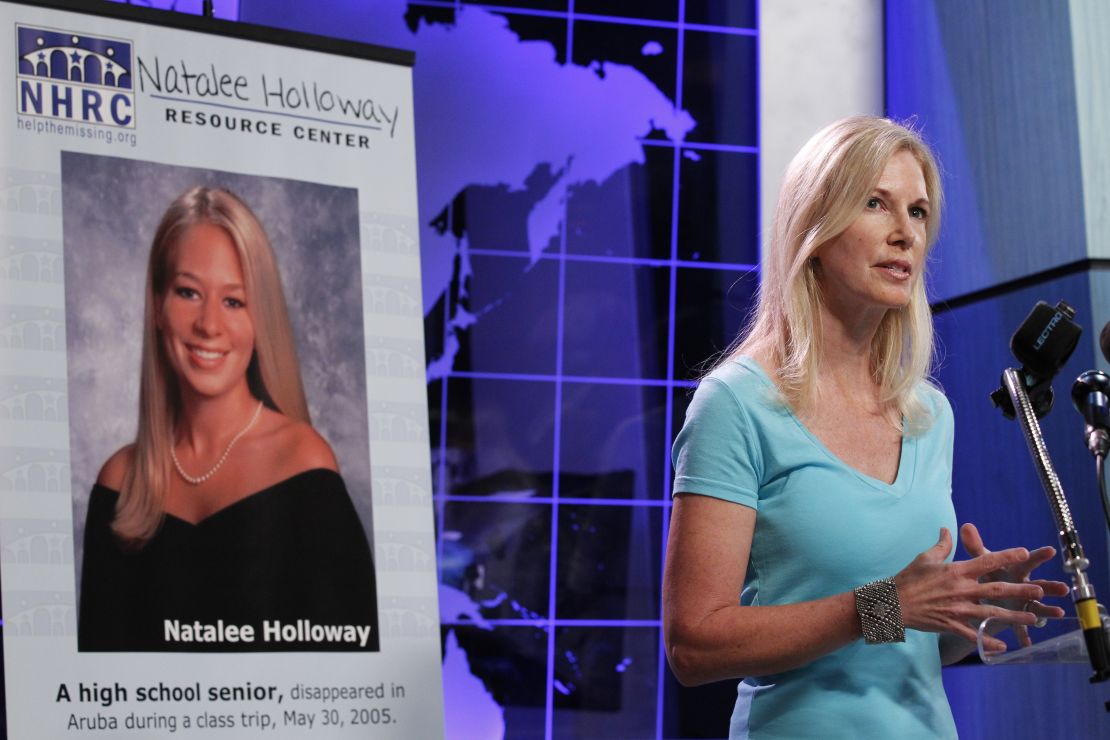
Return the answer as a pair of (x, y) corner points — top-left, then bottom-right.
(176, 373), (249, 403)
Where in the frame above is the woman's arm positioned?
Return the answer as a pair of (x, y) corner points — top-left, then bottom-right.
(663, 493), (1049, 686)
(663, 494), (860, 684)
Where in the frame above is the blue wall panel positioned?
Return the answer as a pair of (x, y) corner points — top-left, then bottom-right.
(890, 1), (1110, 736)
(887, 0), (1086, 304)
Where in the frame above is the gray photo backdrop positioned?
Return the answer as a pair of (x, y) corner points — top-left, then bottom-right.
(61, 152), (374, 589)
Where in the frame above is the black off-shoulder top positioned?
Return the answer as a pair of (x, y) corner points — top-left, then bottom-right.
(78, 469), (378, 652)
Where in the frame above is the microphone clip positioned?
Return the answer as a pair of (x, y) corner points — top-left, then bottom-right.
(991, 369), (1055, 420)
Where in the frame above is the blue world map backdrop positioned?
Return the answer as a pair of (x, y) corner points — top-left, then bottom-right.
(235, 2), (758, 737)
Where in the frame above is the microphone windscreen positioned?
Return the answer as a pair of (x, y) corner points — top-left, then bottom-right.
(1010, 301), (1081, 379)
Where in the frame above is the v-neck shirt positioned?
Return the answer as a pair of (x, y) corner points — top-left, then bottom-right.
(672, 356), (957, 739)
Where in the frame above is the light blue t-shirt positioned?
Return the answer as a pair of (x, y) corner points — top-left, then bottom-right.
(672, 357), (959, 739)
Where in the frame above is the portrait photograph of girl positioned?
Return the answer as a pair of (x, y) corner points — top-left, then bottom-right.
(62, 154), (379, 652)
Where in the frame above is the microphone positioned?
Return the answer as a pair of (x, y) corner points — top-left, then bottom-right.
(1072, 370), (1110, 457)
(991, 300), (1081, 418)
(1100, 320), (1110, 364)
(996, 302), (1110, 688)
(1010, 300), (1081, 379)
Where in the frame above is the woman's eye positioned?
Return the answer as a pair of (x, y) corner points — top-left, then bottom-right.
(910, 206), (928, 220)
(224, 297), (246, 309)
(866, 197), (881, 209)
(174, 286), (199, 300)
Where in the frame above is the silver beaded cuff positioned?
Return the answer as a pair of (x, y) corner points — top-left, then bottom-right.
(854, 577), (906, 644)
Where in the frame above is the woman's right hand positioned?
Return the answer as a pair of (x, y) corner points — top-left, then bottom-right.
(894, 527), (1044, 652)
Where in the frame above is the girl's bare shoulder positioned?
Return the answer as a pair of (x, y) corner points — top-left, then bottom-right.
(96, 444), (135, 490)
(254, 410), (339, 476)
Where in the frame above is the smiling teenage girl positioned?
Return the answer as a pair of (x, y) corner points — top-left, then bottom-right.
(78, 186), (378, 652)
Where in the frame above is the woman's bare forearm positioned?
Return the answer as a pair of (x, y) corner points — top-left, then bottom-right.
(665, 591), (862, 685)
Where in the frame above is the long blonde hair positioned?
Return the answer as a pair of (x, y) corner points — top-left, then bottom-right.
(730, 115), (944, 429)
(113, 186), (310, 546)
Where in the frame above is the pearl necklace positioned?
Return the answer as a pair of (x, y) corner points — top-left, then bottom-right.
(170, 400), (264, 485)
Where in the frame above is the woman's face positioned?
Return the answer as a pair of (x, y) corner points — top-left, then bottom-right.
(813, 149), (930, 319)
(158, 222), (255, 403)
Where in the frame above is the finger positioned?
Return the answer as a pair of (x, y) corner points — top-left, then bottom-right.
(949, 613), (1011, 653)
(981, 604), (1040, 627)
(928, 527), (954, 561)
(1027, 545), (1056, 564)
(1023, 602), (1049, 630)
(989, 545), (1058, 584)
(1016, 623), (1032, 648)
(1027, 601), (1066, 619)
(960, 522), (988, 557)
(949, 621), (991, 649)
(1029, 579), (1070, 597)
(967, 547), (1030, 576)
(973, 627), (1008, 654)
(979, 581), (1044, 603)
(1015, 546), (1057, 575)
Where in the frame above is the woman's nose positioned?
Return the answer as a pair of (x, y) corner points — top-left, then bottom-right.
(193, 299), (221, 335)
(888, 212), (917, 250)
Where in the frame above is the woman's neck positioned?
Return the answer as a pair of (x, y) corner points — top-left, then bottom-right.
(816, 306), (886, 409)
(175, 385), (259, 454)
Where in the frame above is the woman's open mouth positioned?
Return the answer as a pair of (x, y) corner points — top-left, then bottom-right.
(877, 260), (911, 279)
(187, 344), (228, 364)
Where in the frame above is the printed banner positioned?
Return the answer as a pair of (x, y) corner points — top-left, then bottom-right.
(0, 0), (441, 737)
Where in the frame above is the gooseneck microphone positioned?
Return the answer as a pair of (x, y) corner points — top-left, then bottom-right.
(995, 300), (1110, 687)
(1073, 371), (1110, 457)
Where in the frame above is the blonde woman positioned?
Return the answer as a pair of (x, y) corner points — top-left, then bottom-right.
(663, 117), (1065, 737)
(79, 186), (377, 652)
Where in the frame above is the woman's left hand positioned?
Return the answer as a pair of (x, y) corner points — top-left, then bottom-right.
(959, 522), (1069, 647)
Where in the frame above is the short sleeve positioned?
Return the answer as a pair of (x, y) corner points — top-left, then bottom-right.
(671, 376), (762, 508)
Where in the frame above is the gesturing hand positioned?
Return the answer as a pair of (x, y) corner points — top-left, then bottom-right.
(893, 528), (1055, 652)
(959, 522), (1069, 647)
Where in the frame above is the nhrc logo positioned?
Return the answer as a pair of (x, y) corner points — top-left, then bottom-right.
(16, 26), (135, 128)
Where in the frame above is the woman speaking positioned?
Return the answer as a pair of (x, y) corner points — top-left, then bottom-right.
(663, 117), (1066, 737)
(78, 186), (378, 652)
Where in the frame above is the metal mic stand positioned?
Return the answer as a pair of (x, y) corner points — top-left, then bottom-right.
(1000, 367), (1110, 689)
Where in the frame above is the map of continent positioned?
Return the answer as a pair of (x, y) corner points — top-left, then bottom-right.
(238, 0), (695, 377)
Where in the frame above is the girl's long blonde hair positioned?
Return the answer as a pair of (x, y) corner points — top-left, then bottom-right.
(114, 186), (310, 546)
(729, 116), (944, 429)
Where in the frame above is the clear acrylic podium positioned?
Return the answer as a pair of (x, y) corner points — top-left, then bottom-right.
(977, 612), (1110, 666)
